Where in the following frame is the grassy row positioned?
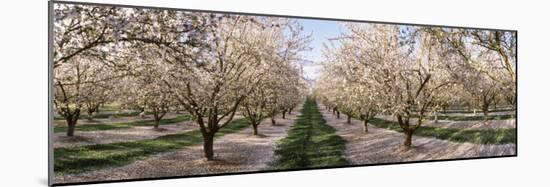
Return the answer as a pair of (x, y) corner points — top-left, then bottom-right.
(439, 108), (515, 114)
(368, 118), (516, 144)
(54, 111), (143, 120)
(413, 114), (515, 121)
(269, 99), (348, 170)
(54, 118), (250, 174)
(53, 115), (192, 133)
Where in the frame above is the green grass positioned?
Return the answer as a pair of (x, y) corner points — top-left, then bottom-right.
(54, 111), (142, 120)
(53, 115), (191, 133)
(54, 118), (250, 175)
(414, 114), (515, 121)
(97, 104), (122, 112)
(269, 98), (348, 170)
(440, 108), (515, 114)
(368, 118), (516, 144)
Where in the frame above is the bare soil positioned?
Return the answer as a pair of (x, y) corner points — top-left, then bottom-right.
(54, 106), (302, 184)
(53, 113), (180, 126)
(54, 114), (245, 148)
(377, 115), (516, 130)
(320, 105), (516, 165)
(53, 120), (197, 148)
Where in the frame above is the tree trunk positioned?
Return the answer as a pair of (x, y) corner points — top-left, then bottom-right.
(482, 105), (489, 120)
(363, 119), (369, 133)
(252, 123), (259, 135)
(282, 110), (286, 119)
(271, 117), (276, 125)
(153, 112), (162, 129)
(336, 110), (340, 119)
(154, 117), (160, 129)
(65, 110), (80, 137)
(434, 111), (439, 123)
(66, 119), (76, 137)
(203, 133), (215, 161)
(404, 130), (413, 148)
(87, 110), (94, 121)
(288, 108), (293, 115)
(347, 115), (351, 124)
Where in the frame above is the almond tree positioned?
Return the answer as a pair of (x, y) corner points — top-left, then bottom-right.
(240, 65), (306, 135)
(467, 75), (500, 118)
(264, 22), (309, 126)
(52, 5), (151, 135)
(53, 4), (132, 68)
(386, 27), (454, 148)
(433, 29), (516, 110)
(317, 32), (388, 132)
(241, 60), (308, 135)
(314, 68), (343, 119)
(157, 15), (297, 160)
(116, 44), (177, 129)
(322, 24), (453, 148)
(54, 54), (118, 136)
(81, 77), (114, 121)
(53, 4), (119, 136)
(315, 68), (381, 132)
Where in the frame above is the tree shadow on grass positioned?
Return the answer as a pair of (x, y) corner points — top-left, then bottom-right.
(271, 123), (286, 127)
(56, 135), (96, 143)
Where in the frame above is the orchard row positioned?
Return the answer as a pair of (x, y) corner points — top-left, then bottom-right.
(314, 24), (516, 148)
(53, 4), (310, 160)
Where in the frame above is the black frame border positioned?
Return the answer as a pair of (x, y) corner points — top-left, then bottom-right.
(48, 0), (518, 186)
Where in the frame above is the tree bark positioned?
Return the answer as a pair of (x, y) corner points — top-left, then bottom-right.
(482, 105), (489, 120)
(86, 110), (94, 121)
(363, 119), (369, 133)
(94, 104), (101, 114)
(154, 115), (161, 129)
(66, 119), (77, 137)
(397, 114), (414, 149)
(347, 115), (351, 124)
(271, 117), (276, 125)
(203, 133), (215, 161)
(336, 110), (340, 119)
(252, 123), (259, 135)
(65, 109), (80, 137)
(282, 110), (286, 119)
(404, 130), (413, 148)
(153, 110), (165, 129)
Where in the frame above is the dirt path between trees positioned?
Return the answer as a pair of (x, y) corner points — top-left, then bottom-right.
(53, 120), (197, 148)
(377, 115), (516, 130)
(319, 105), (516, 165)
(53, 113), (181, 126)
(421, 119), (515, 129)
(53, 115), (244, 148)
(55, 106), (303, 184)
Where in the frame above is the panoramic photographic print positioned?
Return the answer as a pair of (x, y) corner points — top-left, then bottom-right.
(49, 1), (517, 185)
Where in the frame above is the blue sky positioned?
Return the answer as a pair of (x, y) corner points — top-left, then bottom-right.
(297, 18), (343, 81)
